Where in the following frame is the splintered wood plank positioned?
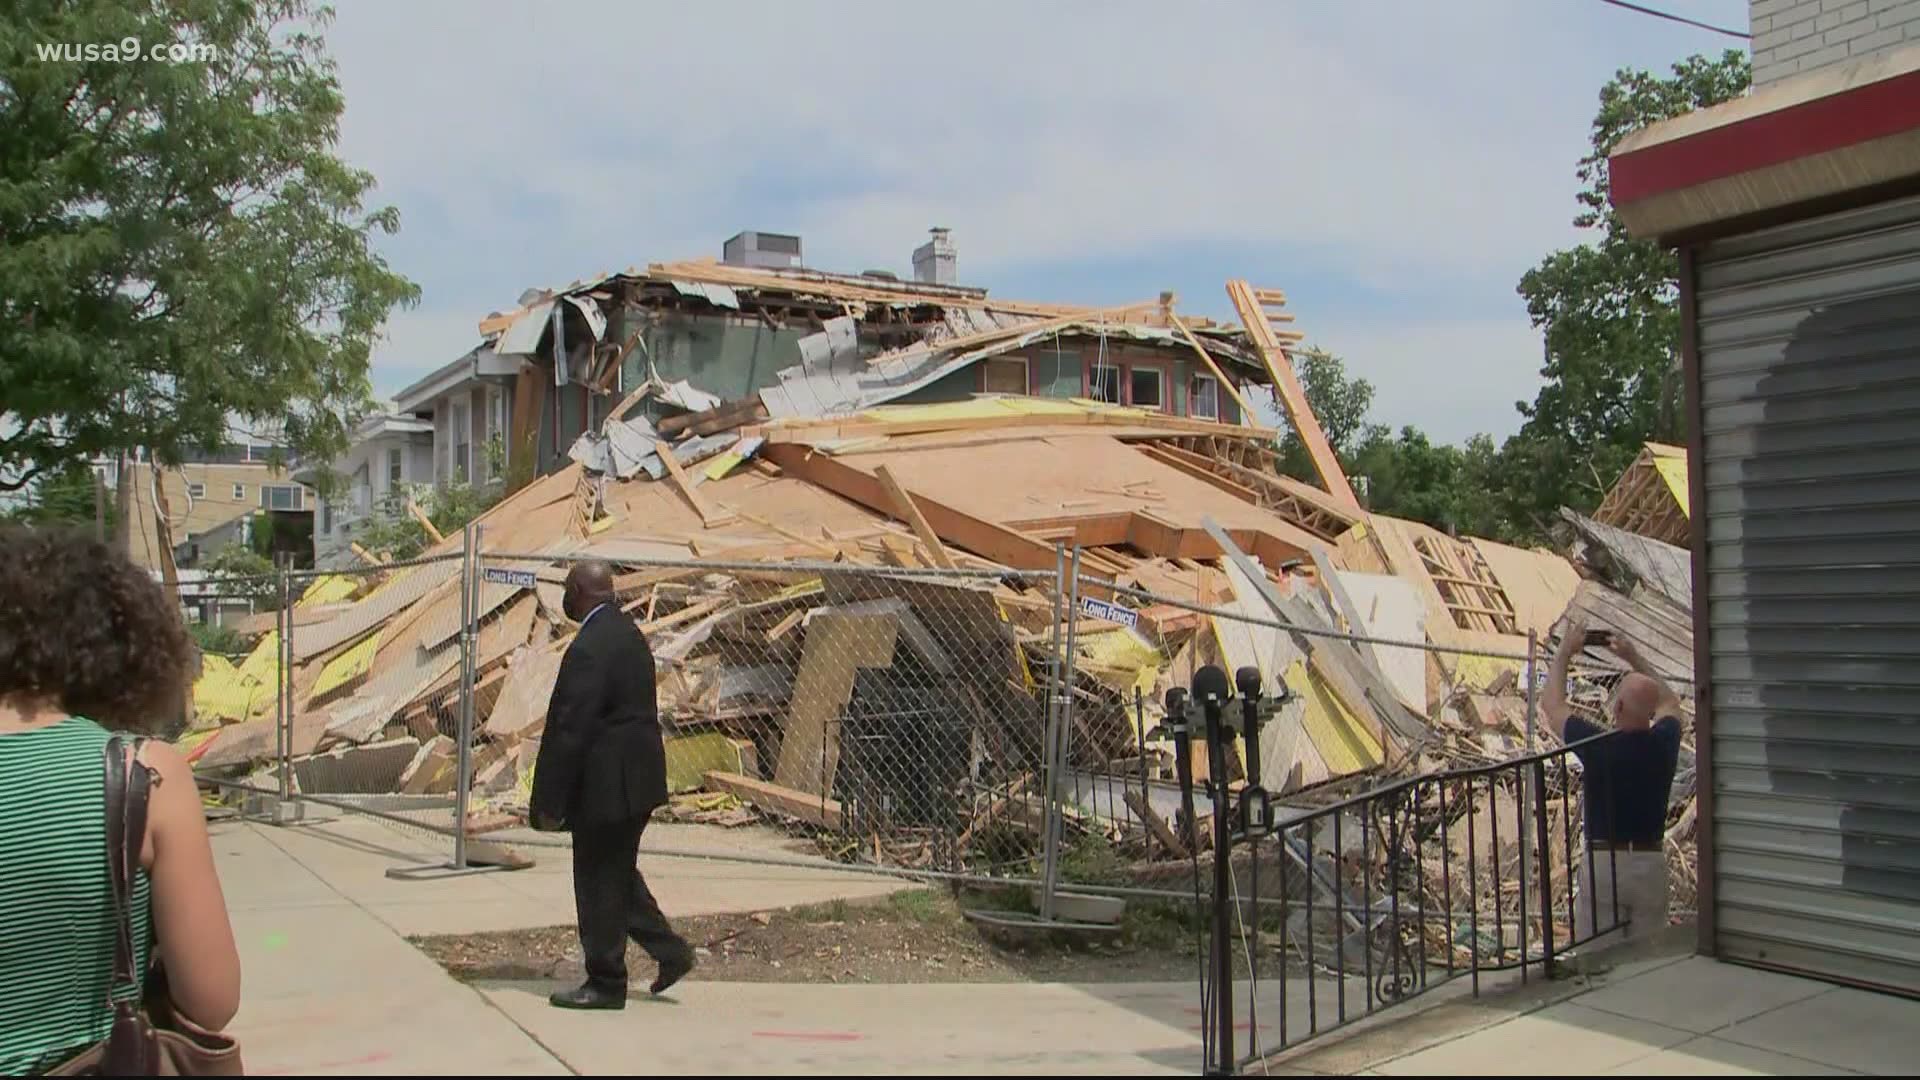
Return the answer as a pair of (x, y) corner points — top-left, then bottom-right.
(1167, 311), (1258, 420)
(1225, 279), (1360, 512)
(704, 770), (843, 830)
(655, 439), (736, 528)
(772, 611), (901, 796)
(873, 464), (958, 569)
(765, 608), (807, 643)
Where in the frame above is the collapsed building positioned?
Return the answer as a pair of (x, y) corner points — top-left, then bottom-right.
(184, 257), (1700, 947)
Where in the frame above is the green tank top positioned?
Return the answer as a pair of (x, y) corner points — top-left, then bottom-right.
(0, 716), (154, 1075)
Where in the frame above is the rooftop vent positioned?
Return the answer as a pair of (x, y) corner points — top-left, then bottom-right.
(723, 231), (803, 270)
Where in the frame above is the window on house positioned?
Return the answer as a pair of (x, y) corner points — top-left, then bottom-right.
(321, 503), (332, 534)
(259, 485), (304, 512)
(232, 483), (245, 500)
(486, 387), (505, 479)
(1189, 374), (1220, 420)
(1129, 367), (1165, 410)
(451, 399), (471, 484)
(982, 357), (1028, 395)
(388, 447), (403, 487)
(186, 481), (206, 499)
(1089, 365), (1121, 404)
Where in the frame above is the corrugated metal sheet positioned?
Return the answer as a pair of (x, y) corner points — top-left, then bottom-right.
(760, 318), (1262, 420)
(1695, 191), (1920, 994)
(1562, 508), (1694, 613)
(669, 280), (740, 310)
(495, 299), (556, 356)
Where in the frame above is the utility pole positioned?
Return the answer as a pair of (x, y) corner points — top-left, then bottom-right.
(112, 450), (133, 553)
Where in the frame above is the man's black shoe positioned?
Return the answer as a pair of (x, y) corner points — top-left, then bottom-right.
(650, 950), (696, 996)
(549, 982), (626, 1010)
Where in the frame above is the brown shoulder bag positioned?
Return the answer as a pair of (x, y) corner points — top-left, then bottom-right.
(48, 737), (243, 1076)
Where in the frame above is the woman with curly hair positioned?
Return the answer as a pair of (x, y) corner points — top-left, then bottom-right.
(0, 525), (241, 1074)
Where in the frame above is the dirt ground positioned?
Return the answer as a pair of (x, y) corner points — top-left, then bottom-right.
(411, 887), (1220, 986)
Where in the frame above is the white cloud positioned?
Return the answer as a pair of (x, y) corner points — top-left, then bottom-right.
(316, 0), (1746, 436)
(1310, 317), (1548, 444)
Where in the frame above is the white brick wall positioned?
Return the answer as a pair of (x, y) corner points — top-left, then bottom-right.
(1751, 0), (1920, 84)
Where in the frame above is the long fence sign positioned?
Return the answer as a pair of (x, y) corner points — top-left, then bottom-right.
(482, 567), (538, 589)
(1079, 596), (1140, 629)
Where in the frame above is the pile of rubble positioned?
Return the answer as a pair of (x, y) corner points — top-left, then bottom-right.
(178, 270), (1697, 926)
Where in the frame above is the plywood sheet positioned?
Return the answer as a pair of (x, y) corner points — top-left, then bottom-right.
(1283, 658), (1384, 775)
(853, 433), (1319, 551)
(1469, 538), (1579, 640)
(487, 641), (568, 741)
(295, 559), (460, 661)
(1334, 570), (1428, 711)
(773, 611), (901, 796)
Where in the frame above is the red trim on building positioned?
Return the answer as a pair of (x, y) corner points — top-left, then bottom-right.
(1612, 69), (1920, 205)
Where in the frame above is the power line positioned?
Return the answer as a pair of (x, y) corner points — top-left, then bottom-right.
(1597, 0), (1751, 39)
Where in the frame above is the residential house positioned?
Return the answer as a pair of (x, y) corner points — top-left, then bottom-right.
(390, 344), (520, 490)
(297, 410), (436, 569)
(414, 228), (1273, 492)
(116, 439), (313, 572)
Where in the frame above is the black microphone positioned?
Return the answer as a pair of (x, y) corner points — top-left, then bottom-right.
(1164, 686), (1197, 853)
(1163, 687), (1193, 784)
(1192, 664), (1232, 706)
(1234, 666), (1262, 701)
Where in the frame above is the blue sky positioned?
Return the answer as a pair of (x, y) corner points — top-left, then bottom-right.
(325, 0), (1751, 444)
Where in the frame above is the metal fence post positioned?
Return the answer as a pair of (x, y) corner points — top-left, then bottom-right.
(1521, 628), (1540, 964)
(451, 522), (477, 870)
(275, 557), (292, 805)
(1534, 758), (1556, 979)
(1038, 544), (1068, 923)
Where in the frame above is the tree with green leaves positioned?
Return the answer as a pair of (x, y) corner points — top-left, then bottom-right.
(0, 0), (418, 492)
(1500, 50), (1750, 537)
(0, 460), (111, 532)
(1275, 346), (1377, 482)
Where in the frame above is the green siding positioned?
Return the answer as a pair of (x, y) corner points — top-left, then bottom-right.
(620, 308), (806, 403)
(1031, 345), (1083, 398)
(558, 380), (586, 451)
(890, 366), (979, 405)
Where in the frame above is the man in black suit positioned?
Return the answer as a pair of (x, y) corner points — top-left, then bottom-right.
(530, 559), (694, 1010)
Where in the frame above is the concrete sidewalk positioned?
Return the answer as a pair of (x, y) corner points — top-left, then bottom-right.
(214, 819), (566, 1075)
(1276, 944), (1920, 1076)
(214, 812), (908, 1074)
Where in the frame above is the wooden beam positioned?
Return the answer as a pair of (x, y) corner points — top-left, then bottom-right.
(349, 541), (388, 567)
(757, 409), (1277, 444)
(711, 501), (839, 557)
(1167, 310), (1258, 420)
(637, 594), (731, 633)
(654, 439), (735, 528)
(704, 770), (843, 830)
(1136, 443), (1263, 503)
(1225, 279), (1361, 513)
(873, 465), (958, 569)
(507, 364), (543, 496)
(406, 498), (446, 545)
(863, 300), (1160, 366)
(761, 444), (1061, 576)
(657, 396), (770, 438)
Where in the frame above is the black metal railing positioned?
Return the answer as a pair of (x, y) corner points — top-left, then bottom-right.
(1240, 730), (1627, 1066)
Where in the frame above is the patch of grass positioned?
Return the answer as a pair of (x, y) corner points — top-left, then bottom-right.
(886, 889), (947, 924)
(1058, 832), (1132, 888)
(793, 898), (850, 924)
(1120, 899), (1203, 953)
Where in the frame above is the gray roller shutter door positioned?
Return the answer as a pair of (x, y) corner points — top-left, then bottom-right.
(1695, 192), (1920, 995)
